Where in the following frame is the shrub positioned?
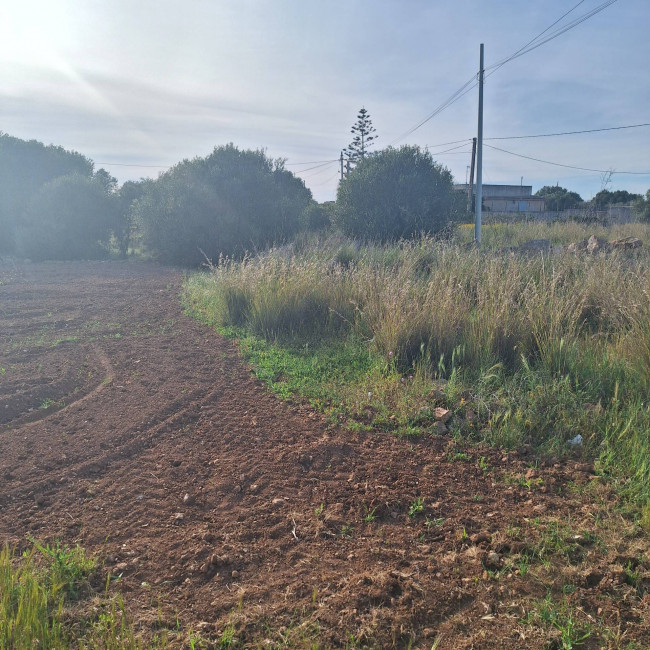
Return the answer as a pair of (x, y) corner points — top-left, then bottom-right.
(135, 144), (313, 266)
(17, 174), (117, 260)
(334, 145), (459, 240)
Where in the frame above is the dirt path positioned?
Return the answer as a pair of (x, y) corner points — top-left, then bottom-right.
(0, 261), (647, 648)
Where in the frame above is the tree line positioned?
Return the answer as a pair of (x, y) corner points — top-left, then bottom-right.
(1, 120), (649, 265)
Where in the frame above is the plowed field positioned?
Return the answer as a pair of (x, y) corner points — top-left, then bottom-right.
(0, 261), (648, 648)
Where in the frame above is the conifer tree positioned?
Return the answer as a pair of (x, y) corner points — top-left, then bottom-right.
(344, 107), (377, 166)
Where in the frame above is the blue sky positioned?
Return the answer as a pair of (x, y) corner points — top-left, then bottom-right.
(1, 0), (648, 202)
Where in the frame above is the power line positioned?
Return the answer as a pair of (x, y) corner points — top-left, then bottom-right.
(485, 0), (587, 76)
(310, 169), (341, 187)
(486, 122), (650, 141)
(292, 160), (336, 174)
(486, 0), (618, 76)
(484, 143), (650, 175)
(388, 74), (478, 146)
(389, 1), (619, 147)
(285, 159), (338, 166)
(426, 142), (470, 155)
(426, 138), (473, 149)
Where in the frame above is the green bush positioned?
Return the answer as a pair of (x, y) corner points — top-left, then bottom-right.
(17, 174), (117, 260)
(334, 145), (459, 240)
(0, 133), (94, 255)
(134, 144), (313, 266)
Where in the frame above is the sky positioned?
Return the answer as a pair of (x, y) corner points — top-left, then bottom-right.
(1, 0), (649, 203)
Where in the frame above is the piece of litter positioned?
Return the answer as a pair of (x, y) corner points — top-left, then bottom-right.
(568, 434), (583, 446)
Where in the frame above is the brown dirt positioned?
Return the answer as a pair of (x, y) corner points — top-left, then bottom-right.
(0, 260), (648, 649)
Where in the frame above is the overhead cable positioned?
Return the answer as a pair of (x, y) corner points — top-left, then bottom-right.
(484, 143), (650, 175)
(486, 122), (650, 140)
(486, 0), (618, 76)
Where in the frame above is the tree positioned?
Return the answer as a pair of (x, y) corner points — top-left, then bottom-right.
(592, 189), (642, 209)
(334, 145), (458, 240)
(0, 133), (94, 254)
(633, 190), (650, 222)
(534, 185), (583, 211)
(17, 174), (117, 260)
(343, 108), (378, 166)
(115, 179), (149, 257)
(134, 144), (313, 266)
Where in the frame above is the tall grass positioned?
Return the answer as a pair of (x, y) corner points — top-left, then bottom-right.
(185, 224), (650, 510)
(0, 542), (165, 648)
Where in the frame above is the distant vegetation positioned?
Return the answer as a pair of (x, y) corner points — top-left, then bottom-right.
(1, 131), (649, 264)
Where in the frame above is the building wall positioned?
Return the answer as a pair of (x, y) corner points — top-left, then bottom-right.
(484, 197), (546, 213)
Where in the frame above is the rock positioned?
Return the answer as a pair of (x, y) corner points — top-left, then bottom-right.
(432, 421), (448, 435)
(231, 570), (239, 578)
(249, 483), (259, 493)
(567, 239), (588, 253)
(516, 238), (552, 253)
(271, 498), (285, 506)
(485, 551), (501, 569)
(183, 493), (194, 505)
(610, 236), (642, 250)
(434, 407), (451, 423)
(173, 512), (184, 522)
(525, 468), (537, 480)
(429, 388), (446, 401)
(587, 235), (609, 254)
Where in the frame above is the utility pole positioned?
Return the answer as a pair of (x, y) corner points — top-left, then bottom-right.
(468, 137), (477, 213)
(475, 43), (484, 245)
(340, 152), (344, 183)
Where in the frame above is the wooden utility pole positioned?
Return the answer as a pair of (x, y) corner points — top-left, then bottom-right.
(475, 43), (484, 245)
(468, 137), (477, 212)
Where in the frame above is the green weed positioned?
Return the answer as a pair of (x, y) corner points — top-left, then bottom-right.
(408, 498), (425, 518)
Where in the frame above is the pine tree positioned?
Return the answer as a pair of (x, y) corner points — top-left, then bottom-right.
(344, 107), (378, 166)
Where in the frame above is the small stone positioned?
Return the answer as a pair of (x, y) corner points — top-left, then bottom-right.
(433, 421), (448, 435)
(271, 498), (285, 505)
(173, 512), (184, 522)
(485, 551), (501, 568)
(231, 570), (239, 578)
(249, 484), (259, 493)
(434, 407), (451, 423)
(183, 493), (194, 505)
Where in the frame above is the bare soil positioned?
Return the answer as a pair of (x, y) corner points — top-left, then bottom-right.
(0, 261), (648, 649)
